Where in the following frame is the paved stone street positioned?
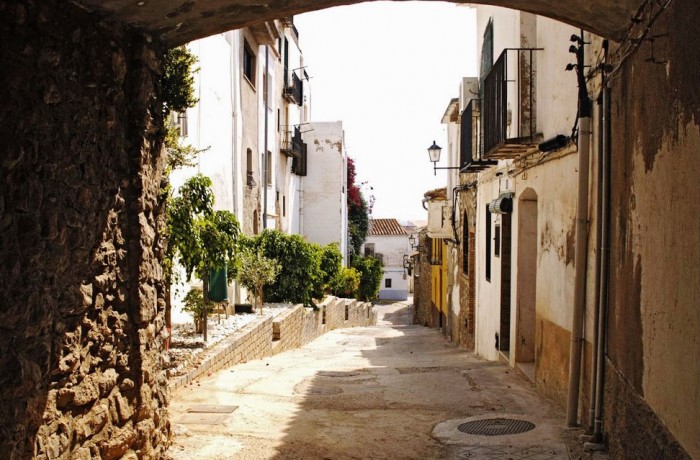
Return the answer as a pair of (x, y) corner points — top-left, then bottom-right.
(167, 301), (588, 459)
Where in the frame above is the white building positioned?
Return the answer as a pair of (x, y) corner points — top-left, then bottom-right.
(363, 219), (411, 301)
(301, 121), (348, 264)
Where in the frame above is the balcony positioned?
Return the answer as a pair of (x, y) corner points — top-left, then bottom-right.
(281, 126), (303, 158)
(283, 71), (303, 106)
(482, 48), (543, 159)
(292, 140), (307, 176)
(459, 99), (497, 173)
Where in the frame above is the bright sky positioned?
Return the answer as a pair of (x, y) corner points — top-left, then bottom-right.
(296, 2), (477, 223)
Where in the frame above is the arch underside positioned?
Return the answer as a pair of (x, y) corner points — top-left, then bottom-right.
(72, 0), (644, 46)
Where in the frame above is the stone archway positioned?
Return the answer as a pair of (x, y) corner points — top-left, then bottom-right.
(1, 0), (699, 458)
(69, 0), (644, 45)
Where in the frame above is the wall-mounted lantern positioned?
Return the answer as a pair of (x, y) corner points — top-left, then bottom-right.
(427, 140), (461, 176)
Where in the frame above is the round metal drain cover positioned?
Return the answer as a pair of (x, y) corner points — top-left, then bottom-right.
(457, 418), (535, 436)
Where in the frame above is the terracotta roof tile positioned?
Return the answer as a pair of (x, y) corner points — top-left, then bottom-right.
(368, 218), (408, 236)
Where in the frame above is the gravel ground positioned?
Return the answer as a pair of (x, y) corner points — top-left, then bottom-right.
(166, 303), (293, 378)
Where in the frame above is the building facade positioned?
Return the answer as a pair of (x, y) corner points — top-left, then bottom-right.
(363, 218), (411, 301)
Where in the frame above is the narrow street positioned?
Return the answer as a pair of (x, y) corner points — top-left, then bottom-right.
(167, 301), (583, 459)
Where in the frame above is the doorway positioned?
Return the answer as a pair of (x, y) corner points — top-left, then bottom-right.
(515, 189), (538, 379)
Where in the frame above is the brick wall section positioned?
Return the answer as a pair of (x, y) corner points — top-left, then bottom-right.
(170, 297), (376, 393)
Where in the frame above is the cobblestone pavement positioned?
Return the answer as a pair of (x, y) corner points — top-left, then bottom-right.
(167, 300), (604, 459)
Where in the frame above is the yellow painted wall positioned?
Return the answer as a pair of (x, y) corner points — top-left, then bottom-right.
(430, 238), (449, 317)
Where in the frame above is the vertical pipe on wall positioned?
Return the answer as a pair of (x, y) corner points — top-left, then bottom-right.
(592, 79), (611, 443)
(566, 30), (593, 427)
(263, 45), (269, 229)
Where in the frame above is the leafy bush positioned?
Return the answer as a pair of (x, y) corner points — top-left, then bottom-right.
(331, 267), (361, 299)
(352, 256), (383, 301)
(246, 230), (322, 307)
(182, 287), (211, 333)
(236, 248), (281, 314)
(319, 243), (343, 293)
(161, 46), (199, 116)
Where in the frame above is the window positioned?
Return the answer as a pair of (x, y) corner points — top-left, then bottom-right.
(385, 278), (392, 288)
(266, 151), (272, 185)
(174, 111), (188, 137)
(494, 224), (501, 257)
(283, 195), (286, 217)
(462, 212), (469, 274)
(246, 149), (255, 186)
(364, 243), (375, 257)
(243, 40), (256, 85)
(485, 205), (492, 281)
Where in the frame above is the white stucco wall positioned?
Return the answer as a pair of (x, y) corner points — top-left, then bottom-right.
(301, 121), (348, 263)
(363, 234), (411, 301)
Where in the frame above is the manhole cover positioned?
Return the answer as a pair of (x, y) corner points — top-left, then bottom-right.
(457, 418), (535, 436)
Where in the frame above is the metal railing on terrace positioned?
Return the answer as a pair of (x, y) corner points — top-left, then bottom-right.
(459, 99), (497, 172)
(482, 48), (543, 159)
(281, 126), (303, 158)
(283, 71), (303, 106)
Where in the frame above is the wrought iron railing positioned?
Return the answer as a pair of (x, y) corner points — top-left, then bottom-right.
(482, 48), (542, 158)
(283, 71), (303, 106)
(292, 141), (307, 176)
(281, 126), (303, 158)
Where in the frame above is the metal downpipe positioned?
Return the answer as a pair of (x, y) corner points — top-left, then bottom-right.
(566, 113), (592, 426)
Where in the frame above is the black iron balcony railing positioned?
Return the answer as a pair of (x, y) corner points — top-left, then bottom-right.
(482, 48), (543, 159)
(459, 99), (497, 173)
(281, 126), (303, 158)
(283, 71), (303, 106)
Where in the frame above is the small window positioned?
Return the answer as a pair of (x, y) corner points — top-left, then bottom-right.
(175, 111), (188, 137)
(385, 278), (392, 288)
(246, 149), (255, 186)
(494, 225), (501, 257)
(462, 212), (469, 274)
(485, 205), (492, 281)
(243, 41), (256, 85)
(283, 196), (286, 217)
(364, 243), (375, 257)
(266, 151), (272, 185)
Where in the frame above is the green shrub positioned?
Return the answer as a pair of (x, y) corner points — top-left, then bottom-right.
(182, 287), (211, 333)
(236, 248), (281, 314)
(246, 230), (322, 306)
(161, 46), (199, 116)
(352, 256), (383, 301)
(319, 243), (343, 293)
(331, 267), (361, 299)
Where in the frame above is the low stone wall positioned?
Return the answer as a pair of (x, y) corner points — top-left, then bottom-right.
(171, 297), (376, 392)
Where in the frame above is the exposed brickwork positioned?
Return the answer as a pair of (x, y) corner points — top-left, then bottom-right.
(170, 298), (376, 392)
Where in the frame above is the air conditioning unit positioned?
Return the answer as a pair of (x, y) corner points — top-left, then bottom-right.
(489, 192), (513, 214)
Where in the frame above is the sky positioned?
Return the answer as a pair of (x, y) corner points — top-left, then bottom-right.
(295, 2), (477, 223)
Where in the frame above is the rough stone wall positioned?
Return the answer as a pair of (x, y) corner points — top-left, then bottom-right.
(412, 233), (434, 327)
(0, 1), (169, 458)
(457, 185), (477, 350)
(605, 0), (699, 457)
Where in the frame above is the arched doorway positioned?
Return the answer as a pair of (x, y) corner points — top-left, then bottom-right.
(515, 188), (537, 377)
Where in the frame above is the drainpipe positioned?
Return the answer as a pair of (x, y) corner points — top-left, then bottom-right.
(566, 31), (593, 427)
(263, 45), (269, 229)
(590, 58), (611, 446)
(587, 93), (604, 434)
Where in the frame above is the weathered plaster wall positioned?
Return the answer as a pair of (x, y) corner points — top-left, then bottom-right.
(606, 1), (700, 457)
(0, 1), (169, 458)
(302, 122), (348, 257)
(457, 185), (477, 350)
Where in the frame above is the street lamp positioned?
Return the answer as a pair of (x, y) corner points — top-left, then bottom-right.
(408, 234), (417, 249)
(427, 140), (461, 176)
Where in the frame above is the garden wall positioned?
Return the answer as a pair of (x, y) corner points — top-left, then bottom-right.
(170, 297), (376, 392)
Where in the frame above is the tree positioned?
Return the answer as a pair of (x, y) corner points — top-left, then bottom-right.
(161, 46), (199, 116)
(236, 249), (281, 315)
(319, 243), (343, 294)
(247, 230), (323, 307)
(352, 256), (383, 301)
(347, 157), (373, 259)
(166, 174), (240, 340)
